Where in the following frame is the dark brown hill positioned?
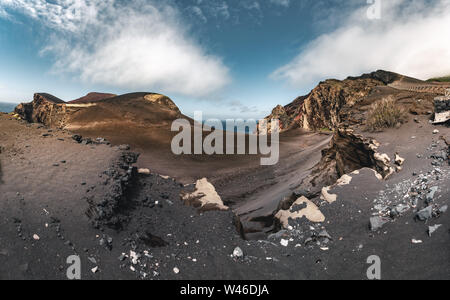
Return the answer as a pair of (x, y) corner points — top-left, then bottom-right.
(69, 92), (117, 104)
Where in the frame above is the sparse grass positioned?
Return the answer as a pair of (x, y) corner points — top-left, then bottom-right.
(319, 127), (333, 133)
(366, 96), (408, 132)
(427, 76), (450, 82)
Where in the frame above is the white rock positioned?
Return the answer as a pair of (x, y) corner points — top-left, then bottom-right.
(321, 186), (337, 203)
(394, 153), (405, 166)
(91, 266), (99, 273)
(130, 251), (140, 265)
(173, 267), (180, 274)
(412, 239), (423, 244)
(138, 168), (151, 175)
(33, 234), (40, 241)
(280, 239), (289, 247)
(275, 196), (325, 228)
(181, 178), (228, 211)
(428, 224), (442, 237)
(433, 129), (440, 134)
(232, 247), (244, 258)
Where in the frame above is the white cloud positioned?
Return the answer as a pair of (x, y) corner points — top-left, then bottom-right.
(272, 0), (450, 87)
(0, 0), (230, 97)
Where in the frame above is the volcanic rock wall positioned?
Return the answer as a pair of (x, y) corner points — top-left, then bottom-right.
(261, 70), (400, 132)
(434, 96), (450, 113)
(297, 129), (393, 197)
(15, 93), (68, 128)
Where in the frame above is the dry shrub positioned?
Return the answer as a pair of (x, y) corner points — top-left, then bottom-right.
(366, 96), (408, 132)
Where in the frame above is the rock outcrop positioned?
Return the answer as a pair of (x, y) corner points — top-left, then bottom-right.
(15, 93), (67, 127)
(433, 88), (450, 124)
(261, 70), (401, 132)
(181, 178), (229, 212)
(297, 128), (393, 196)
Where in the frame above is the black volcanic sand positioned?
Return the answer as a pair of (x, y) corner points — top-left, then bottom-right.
(1, 112), (449, 280)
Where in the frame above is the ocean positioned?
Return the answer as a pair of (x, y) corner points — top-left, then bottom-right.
(0, 102), (17, 113)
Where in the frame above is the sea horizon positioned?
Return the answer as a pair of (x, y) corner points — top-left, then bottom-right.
(0, 102), (17, 113)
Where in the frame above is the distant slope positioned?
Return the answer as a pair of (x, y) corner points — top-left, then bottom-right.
(427, 76), (450, 83)
(69, 92), (117, 104)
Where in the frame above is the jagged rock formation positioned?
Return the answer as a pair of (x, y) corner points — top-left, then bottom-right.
(86, 151), (139, 229)
(297, 128), (395, 196)
(261, 70), (402, 132)
(15, 93), (67, 127)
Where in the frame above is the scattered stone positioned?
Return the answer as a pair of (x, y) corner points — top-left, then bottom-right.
(370, 216), (389, 231)
(318, 230), (332, 240)
(138, 168), (151, 175)
(88, 257), (97, 264)
(394, 153), (405, 166)
(280, 239), (289, 247)
(394, 204), (409, 215)
(428, 224), (442, 237)
(173, 267), (180, 274)
(130, 251), (140, 265)
(412, 239), (423, 244)
(426, 186), (439, 204)
(33, 234), (40, 241)
(72, 135), (83, 143)
(99, 235), (113, 251)
(432, 129), (440, 134)
(416, 206), (433, 221)
(232, 247), (244, 258)
(119, 144), (131, 151)
(268, 230), (288, 240)
(91, 266), (99, 273)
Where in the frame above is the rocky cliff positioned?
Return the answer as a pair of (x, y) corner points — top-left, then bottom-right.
(261, 70), (401, 132)
(15, 93), (68, 127)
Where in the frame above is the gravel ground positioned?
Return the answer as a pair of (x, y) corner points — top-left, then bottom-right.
(0, 113), (449, 280)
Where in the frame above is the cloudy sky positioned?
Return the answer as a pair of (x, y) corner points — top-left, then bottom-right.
(1, 0), (450, 119)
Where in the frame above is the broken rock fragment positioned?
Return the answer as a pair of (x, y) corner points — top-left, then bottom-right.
(416, 206), (433, 221)
(181, 178), (228, 212)
(275, 196), (325, 228)
(394, 153), (405, 166)
(428, 224), (442, 237)
(232, 247), (244, 258)
(370, 216), (390, 231)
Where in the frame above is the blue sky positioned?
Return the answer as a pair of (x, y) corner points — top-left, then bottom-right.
(1, 0), (450, 119)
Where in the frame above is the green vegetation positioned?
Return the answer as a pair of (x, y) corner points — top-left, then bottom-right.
(427, 76), (450, 82)
(319, 127), (333, 133)
(366, 96), (408, 132)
